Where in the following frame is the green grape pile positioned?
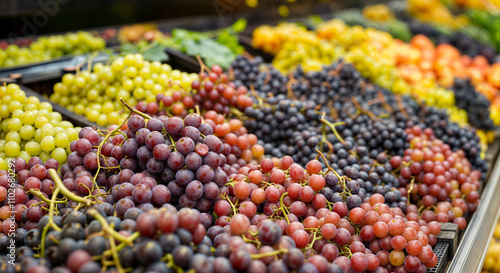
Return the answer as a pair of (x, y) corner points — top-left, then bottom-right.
(0, 31), (105, 68)
(0, 83), (80, 169)
(50, 53), (199, 127)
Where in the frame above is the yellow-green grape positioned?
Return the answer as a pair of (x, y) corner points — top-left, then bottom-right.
(5, 141), (20, 157)
(55, 132), (69, 148)
(35, 117), (49, 129)
(18, 151), (30, 163)
(6, 132), (21, 143)
(8, 101), (22, 113)
(25, 141), (41, 156)
(1, 119), (9, 132)
(51, 147), (67, 163)
(0, 158), (6, 171)
(8, 118), (22, 132)
(12, 90), (26, 103)
(19, 125), (35, 140)
(41, 123), (54, 138)
(39, 151), (51, 162)
(12, 109), (24, 119)
(0, 83), (77, 164)
(40, 136), (55, 152)
(96, 114), (108, 127)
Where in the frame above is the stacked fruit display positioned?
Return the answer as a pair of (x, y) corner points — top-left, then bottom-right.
(0, 38), (491, 272)
(252, 20), (467, 127)
(0, 31), (106, 68)
(1, 4), (500, 272)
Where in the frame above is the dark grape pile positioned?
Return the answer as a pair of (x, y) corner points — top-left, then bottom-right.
(0, 57), (489, 273)
(451, 78), (494, 131)
(232, 56), (487, 174)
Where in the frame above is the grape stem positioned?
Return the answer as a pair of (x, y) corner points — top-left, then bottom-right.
(278, 192), (290, 224)
(377, 91), (393, 112)
(108, 234), (125, 273)
(315, 148), (342, 182)
(87, 209), (136, 243)
(120, 98), (152, 120)
(93, 232), (140, 260)
(242, 234), (261, 248)
(26, 189), (66, 204)
(195, 55), (211, 74)
(407, 177), (415, 206)
(250, 248), (288, 259)
(163, 253), (186, 273)
(39, 186), (62, 257)
(319, 113), (345, 144)
(352, 96), (378, 120)
(92, 112), (132, 190)
(395, 95), (408, 117)
(50, 169), (94, 207)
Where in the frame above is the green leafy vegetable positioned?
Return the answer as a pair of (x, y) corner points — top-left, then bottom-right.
(166, 20), (247, 69)
(120, 42), (169, 62)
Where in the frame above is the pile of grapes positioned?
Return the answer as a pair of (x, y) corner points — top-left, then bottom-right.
(51, 54), (199, 127)
(0, 31), (106, 68)
(0, 44), (489, 273)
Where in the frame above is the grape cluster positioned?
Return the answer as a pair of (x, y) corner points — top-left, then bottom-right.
(136, 64), (253, 119)
(451, 78), (494, 131)
(0, 31), (106, 68)
(233, 56), (486, 173)
(0, 84), (80, 167)
(392, 125), (480, 230)
(65, 112), (252, 214)
(0, 157), (60, 237)
(50, 54), (199, 127)
(0, 97), (484, 273)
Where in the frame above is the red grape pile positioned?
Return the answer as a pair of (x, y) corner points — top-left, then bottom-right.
(391, 125), (481, 230)
(0, 157), (60, 236)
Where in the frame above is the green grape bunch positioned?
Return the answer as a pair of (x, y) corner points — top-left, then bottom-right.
(0, 31), (105, 68)
(0, 83), (80, 170)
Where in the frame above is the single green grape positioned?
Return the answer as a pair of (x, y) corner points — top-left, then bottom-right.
(51, 147), (67, 163)
(5, 141), (20, 157)
(6, 132), (21, 143)
(55, 132), (69, 148)
(25, 141), (42, 156)
(19, 125), (35, 140)
(35, 117), (49, 129)
(8, 118), (22, 132)
(40, 136), (55, 152)
(22, 111), (36, 125)
(18, 151), (31, 163)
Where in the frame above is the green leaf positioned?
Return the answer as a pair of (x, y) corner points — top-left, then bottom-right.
(120, 43), (139, 55)
(141, 42), (169, 62)
(179, 37), (235, 68)
(230, 18), (247, 33)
